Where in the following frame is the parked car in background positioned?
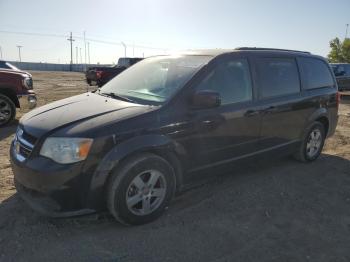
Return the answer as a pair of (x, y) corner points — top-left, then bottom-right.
(0, 60), (21, 71)
(331, 63), (350, 91)
(11, 48), (338, 225)
(0, 69), (37, 127)
(85, 57), (143, 87)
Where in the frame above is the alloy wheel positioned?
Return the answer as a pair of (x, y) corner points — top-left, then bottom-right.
(126, 170), (167, 216)
(306, 129), (322, 158)
(0, 98), (12, 125)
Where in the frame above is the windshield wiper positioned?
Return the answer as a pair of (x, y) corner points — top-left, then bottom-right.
(100, 91), (135, 103)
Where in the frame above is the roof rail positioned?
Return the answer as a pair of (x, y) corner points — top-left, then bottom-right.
(235, 47), (311, 54)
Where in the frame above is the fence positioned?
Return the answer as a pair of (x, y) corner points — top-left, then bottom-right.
(9, 61), (112, 72)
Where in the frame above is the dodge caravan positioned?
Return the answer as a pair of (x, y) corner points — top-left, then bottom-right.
(11, 48), (339, 225)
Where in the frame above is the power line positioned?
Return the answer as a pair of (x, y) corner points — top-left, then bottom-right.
(0, 30), (66, 38)
(0, 29), (169, 51)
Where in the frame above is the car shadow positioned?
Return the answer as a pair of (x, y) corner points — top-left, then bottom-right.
(1, 153), (350, 226)
(1, 153), (350, 261)
(0, 120), (18, 141)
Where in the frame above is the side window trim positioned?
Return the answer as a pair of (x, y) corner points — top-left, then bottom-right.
(297, 57), (335, 90)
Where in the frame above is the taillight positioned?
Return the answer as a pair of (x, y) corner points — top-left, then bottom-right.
(336, 91), (341, 107)
(95, 71), (102, 79)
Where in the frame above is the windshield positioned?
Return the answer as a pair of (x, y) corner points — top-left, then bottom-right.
(100, 55), (212, 105)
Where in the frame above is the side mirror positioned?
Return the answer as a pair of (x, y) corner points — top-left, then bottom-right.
(191, 90), (221, 109)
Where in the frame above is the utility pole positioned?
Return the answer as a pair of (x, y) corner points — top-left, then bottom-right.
(76, 46), (78, 64)
(87, 42), (90, 64)
(346, 24), (349, 40)
(16, 45), (22, 62)
(0, 46), (2, 59)
(121, 42), (127, 57)
(67, 32), (75, 71)
(84, 31), (87, 69)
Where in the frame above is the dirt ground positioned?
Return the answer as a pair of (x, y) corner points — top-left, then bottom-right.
(1, 71), (350, 261)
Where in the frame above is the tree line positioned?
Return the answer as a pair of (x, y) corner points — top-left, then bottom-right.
(328, 37), (350, 63)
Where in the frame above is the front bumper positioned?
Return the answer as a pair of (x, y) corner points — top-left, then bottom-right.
(10, 141), (96, 217)
(18, 91), (37, 109)
(15, 180), (95, 217)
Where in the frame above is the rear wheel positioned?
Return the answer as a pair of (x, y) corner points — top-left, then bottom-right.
(0, 94), (16, 127)
(294, 122), (325, 162)
(107, 153), (176, 225)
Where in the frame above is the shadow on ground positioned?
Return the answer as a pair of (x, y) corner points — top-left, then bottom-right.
(0, 120), (18, 141)
(1, 154), (350, 262)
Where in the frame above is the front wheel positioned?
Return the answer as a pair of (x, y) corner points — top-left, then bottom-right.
(0, 94), (16, 127)
(294, 122), (325, 162)
(107, 153), (176, 225)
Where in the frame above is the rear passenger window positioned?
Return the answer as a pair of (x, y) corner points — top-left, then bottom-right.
(256, 58), (300, 98)
(299, 57), (334, 89)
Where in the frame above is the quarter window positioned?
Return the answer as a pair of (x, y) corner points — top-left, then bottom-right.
(196, 59), (253, 105)
(299, 57), (334, 89)
(256, 58), (300, 98)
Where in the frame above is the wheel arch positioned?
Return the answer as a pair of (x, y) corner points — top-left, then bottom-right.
(0, 87), (20, 108)
(303, 108), (329, 138)
(87, 135), (186, 208)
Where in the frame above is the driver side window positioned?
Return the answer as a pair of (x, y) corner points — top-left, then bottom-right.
(196, 58), (253, 105)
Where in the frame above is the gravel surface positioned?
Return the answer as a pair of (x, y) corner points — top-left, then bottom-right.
(1, 71), (350, 262)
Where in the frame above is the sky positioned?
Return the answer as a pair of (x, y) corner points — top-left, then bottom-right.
(0, 0), (349, 64)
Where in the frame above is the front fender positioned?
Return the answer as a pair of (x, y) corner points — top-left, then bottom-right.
(86, 134), (184, 208)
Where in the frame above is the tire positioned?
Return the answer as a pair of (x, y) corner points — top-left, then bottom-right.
(293, 122), (325, 162)
(0, 94), (16, 127)
(107, 153), (176, 225)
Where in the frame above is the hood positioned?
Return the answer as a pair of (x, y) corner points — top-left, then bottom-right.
(20, 92), (155, 138)
(0, 68), (32, 78)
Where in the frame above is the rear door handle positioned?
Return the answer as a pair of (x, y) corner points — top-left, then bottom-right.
(264, 106), (277, 113)
(245, 110), (260, 117)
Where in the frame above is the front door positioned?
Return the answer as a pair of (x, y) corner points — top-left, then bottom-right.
(188, 56), (262, 170)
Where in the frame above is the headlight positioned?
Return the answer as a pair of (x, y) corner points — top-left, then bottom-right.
(40, 137), (93, 164)
(22, 77), (33, 89)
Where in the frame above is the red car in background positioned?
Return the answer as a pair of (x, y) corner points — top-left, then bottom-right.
(0, 62), (37, 127)
(85, 57), (143, 87)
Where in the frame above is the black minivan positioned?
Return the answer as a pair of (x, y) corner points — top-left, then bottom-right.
(11, 48), (339, 225)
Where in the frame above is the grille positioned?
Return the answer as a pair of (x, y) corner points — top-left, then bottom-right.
(19, 143), (32, 158)
(22, 130), (37, 145)
(14, 128), (37, 161)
